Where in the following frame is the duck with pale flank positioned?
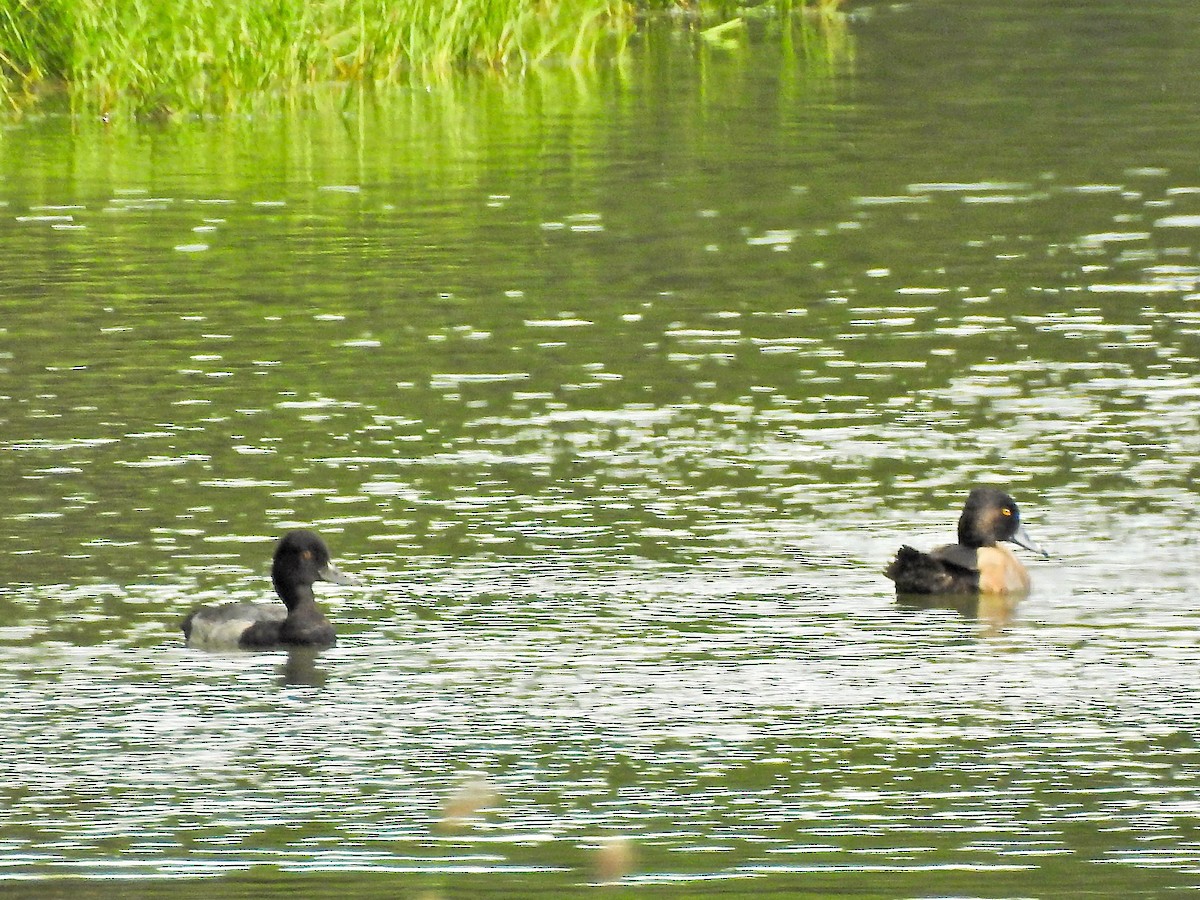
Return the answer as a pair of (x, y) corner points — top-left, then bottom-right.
(182, 530), (356, 650)
(885, 487), (1047, 597)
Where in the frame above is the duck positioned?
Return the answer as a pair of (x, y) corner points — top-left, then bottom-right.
(884, 487), (1047, 597)
(181, 529), (355, 650)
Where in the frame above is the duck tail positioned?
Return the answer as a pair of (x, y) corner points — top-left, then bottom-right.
(885, 545), (952, 595)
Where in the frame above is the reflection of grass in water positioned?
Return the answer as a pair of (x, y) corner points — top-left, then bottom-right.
(693, 0), (853, 71)
(0, 0), (850, 116)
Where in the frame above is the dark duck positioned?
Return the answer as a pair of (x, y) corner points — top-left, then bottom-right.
(885, 488), (1047, 597)
(182, 530), (355, 650)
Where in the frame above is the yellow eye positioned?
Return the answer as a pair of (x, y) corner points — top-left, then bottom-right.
(1001, 508), (1012, 517)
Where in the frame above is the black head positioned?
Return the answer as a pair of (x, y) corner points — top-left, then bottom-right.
(956, 487), (1046, 556)
(271, 530), (353, 605)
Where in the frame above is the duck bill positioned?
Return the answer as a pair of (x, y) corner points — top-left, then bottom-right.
(1010, 523), (1048, 558)
(319, 562), (359, 585)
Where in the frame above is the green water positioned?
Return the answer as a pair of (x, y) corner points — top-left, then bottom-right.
(3, 1), (1200, 896)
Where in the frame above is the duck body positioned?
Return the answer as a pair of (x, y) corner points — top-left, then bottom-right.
(885, 488), (1046, 598)
(182, 530), (353, 651)
(887, 541), (1030, 596)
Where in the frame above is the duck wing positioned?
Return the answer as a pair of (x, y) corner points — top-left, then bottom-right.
(885, 543), (980, 595)
(182, 601), (286, 648)
(928, 543), (979, 572)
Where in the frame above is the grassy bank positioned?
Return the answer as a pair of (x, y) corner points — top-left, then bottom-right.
(0, 0), (845, 115)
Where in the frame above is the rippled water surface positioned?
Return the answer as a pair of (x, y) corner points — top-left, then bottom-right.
(4, 1), (1200, 896)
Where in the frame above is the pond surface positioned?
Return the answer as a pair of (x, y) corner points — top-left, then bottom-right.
(3, 0), (1200, 896)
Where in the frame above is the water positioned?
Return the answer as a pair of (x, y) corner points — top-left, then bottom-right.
(3, 0), (1200, 896)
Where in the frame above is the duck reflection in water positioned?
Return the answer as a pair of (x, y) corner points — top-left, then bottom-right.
(885, 487), (1048, 628)
(278, 646), (329, 688)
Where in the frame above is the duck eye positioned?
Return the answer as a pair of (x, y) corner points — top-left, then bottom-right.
(1001, 508), (1012, 517)
(302, 550), (313, 560)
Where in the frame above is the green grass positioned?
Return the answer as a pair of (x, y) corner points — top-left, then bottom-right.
(0, 0), (635, 112)
(0, 0), (847, 115)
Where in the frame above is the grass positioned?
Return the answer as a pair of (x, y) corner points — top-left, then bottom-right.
(0, 0), (636, 113)
(0, 0), (847, 115)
